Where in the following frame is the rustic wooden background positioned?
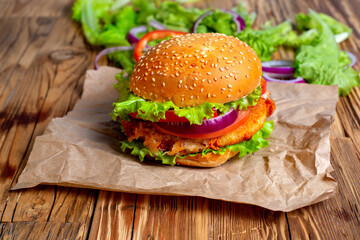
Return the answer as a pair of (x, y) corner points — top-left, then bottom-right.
(0, 0), (359, 239)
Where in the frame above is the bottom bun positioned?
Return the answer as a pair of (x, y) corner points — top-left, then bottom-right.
(175, 149), (239, 167)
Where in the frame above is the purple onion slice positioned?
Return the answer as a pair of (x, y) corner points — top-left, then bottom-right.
(94, 46), (134, 70)
(262, 60), (295, 74)
(263, 72), (306, 83)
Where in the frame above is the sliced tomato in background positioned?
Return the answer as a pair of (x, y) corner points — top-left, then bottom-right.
(153, 110), (250, 139)
(129, 109), (217, 122)
(261, 77), (267, 95)
(134, 30), (187, 62)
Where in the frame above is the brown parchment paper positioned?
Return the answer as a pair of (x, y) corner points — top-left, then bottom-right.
(13, 66), (338, 212)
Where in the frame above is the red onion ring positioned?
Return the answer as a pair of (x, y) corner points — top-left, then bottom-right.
(94, 46), (134, 70)
(263, 72), (306, 83)
(345, 50), (357, 68)
(192, 9), (246, 33)
(261, 60), (295, 74)
(127, 25), (148, 44)
(154, 108), (238, 135)
(149, 19), (167, 30)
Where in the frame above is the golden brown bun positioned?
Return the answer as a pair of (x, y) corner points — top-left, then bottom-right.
(175, 149), (239, 167)
(130, 33), (262, 107)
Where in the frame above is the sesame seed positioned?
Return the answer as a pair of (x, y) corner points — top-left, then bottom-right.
(220, 68), (224, 72)
(221, 88), (226, 91)
(245, 75), (249, 78)
(227, 94), (231, 98)
(202, 79), (206, 83)
(207, 72), (211, 75)
(212, 94), (216, 97)
(178, 84), (181, 88)
(223, 57), (228, 60)
(152, 78), (156, 82)
(175, 72), (179, 77)
(228, 84), (232, 88)
(201, 88), (204, 92)
(207, 93), (211, 98)
(162, 82), (165, 87)
(181, 98), (185, 102)
(190, 96), (194, 99)
(196, 96), (200, 99)
(225, 66), (229, 70)
(193, 83), (197, 87)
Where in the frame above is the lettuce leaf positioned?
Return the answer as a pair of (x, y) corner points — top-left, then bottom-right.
(196, 10), (238, 35)
(234, 21), (292, 61)
(295, 12), (352, 43)
(111, 72), (262, 125)
(293, 10), (360, 96)
(120, 121), (274, 166)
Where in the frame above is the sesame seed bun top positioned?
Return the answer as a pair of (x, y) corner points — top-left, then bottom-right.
(129, 33), (262, 107)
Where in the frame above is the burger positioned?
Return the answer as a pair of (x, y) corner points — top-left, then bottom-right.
(112, 33), (275, 167)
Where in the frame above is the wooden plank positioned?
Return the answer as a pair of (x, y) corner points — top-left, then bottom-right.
(132, 195), (289, 239)
(0, 18), (38, 102)
(0, 11), (94, 226)
(88, 191), (136, 240)
(0, 221), (87, 240)
(286, 137), (360, 239)
(336, 91), (360, 150)
(0, 0), (73, 18)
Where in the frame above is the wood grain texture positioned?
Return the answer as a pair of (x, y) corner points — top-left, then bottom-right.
(0, 1), (98, 238)
(0, 0), (360, 239)
(88, 191), (136, 240)
(0, 221), (87, 240)
(0, 0), (74, 18)
(131, 194), (288, 239)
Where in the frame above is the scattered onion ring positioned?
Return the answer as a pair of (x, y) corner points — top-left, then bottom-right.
(149, 19), (167, 30)
(261, 60), (295, 74)
(263, 72), (306, 83)
(127, 25), (148, 44)
(192, 9), (246, 33)
(94, 46), (134, 70)
(345, 50), (357, 68)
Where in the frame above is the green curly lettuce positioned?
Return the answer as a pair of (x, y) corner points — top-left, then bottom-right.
(234, 21), (292, 61)
(295, 12), (352, 43)
(120, 121), (274, 166)
(293, 10), (360, 96)
(111, 72), (262, 125)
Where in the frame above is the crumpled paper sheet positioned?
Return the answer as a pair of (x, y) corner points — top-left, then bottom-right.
(13, 66), (338, 212)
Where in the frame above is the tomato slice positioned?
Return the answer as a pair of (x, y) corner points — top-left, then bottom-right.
(153, 110), (250, 139)
(129, 109), (217, 122)
(261, 77), (267, 95)
(134, 30), (187, 62)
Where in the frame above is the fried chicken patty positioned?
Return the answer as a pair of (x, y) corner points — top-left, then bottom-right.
(121, 98), (275, 156)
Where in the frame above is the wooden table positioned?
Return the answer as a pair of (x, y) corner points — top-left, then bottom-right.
(1, 0), (359, 239)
